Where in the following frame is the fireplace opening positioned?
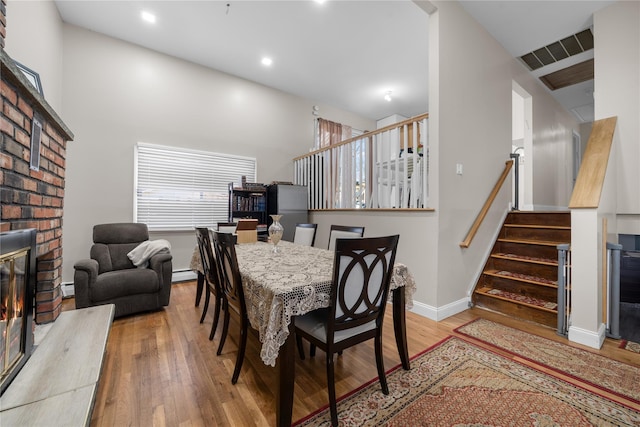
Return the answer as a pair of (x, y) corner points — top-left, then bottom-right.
(0, 229), (36, 396)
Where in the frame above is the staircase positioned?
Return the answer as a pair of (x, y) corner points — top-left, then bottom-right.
(472, 211), (571, 328)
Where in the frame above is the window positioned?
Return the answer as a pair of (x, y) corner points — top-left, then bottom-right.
(135, 142), (256, 231)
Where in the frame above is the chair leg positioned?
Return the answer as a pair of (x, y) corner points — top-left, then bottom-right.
(209, 294), (222, 341)
(199, 288), (210, 324)
(310, 343), (316, 358)
(217, 300), (230, 356)
(296, 334), (306, 360)
(326, 353), (338, 426)
(231, 315), (249, 384)
(195, 272), (204, 307)
(375, 334), (389, 395)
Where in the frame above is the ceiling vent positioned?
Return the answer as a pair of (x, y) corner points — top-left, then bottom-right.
(519, 29), (594, 71)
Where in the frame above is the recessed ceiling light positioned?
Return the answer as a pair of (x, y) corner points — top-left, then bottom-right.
(141, 11), (156, 24)
(261, 57), (273, 67)
(313, 0), (326, 4)
(384, 91), (392, 102)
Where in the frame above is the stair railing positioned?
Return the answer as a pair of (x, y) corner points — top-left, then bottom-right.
(606, 242), (622, 339)
(556, 243), (571, 336)
(460, 160), (514, 248)
(293, 113), (429, 210)
(509, 152), (520, 210)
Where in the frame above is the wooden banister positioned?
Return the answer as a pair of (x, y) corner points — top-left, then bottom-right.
(460, 160), (514, 248)
(568, 116), (617, 209)
(293, 113), (429, 161)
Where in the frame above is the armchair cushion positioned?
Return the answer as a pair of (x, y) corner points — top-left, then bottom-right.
(91, 268), (160, 301)
(91, 243), (139, 273)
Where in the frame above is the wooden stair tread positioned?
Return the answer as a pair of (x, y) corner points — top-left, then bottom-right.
(483, 269), (558, 288)
(491, 252), (557, 266)
(497, 238), (569, 247)
(503, 224), (571, 230)
(476, 286), (558, 313)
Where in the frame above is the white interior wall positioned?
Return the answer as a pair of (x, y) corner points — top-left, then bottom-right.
(512, 91), (524, 141)
(431, 0), (512, 306)
(567, 0), (640, 348)
(5, 0), (593, 318)
(511, 86), (527, 210)
(4, 0), (64, 112)
(424, 0), (580, 310)
(510, 64), (579, 210)
(595, 1), (640, 217)
(57, 24), (375, 283)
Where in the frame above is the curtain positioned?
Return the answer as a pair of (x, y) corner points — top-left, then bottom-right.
(318, 118), (352, 148)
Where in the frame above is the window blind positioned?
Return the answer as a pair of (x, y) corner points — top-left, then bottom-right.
(135, 142), (257, 231)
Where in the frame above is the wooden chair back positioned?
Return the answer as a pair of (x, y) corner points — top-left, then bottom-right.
(195, 227), (220, 289)
(329, 235), (399, 338)
(212, 231), (246, 315)
(328, 225), (365, 251)
(293, 223), (318, 246)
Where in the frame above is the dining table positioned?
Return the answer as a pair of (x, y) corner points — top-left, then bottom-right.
(190, 239), (416, 426)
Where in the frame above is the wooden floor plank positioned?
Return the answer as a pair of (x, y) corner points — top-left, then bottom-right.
(66, 281), (638, 426)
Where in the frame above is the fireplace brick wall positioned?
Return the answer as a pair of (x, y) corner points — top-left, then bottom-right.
(1, 75), (71, 323)
(1, 4), (73, 323)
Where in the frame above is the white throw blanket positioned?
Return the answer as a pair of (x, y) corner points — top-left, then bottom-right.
(127, 239), (171, 268)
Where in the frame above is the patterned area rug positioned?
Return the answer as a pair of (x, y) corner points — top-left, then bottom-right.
(620, 339), (640, 354)
(455, 318), (640, 405)
(293, 337), (640, 426)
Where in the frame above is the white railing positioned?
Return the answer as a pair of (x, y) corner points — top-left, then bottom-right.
(294, 113), (429, 210)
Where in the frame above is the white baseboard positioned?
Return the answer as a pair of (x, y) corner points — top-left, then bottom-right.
(568, 322), (606, 349)
(409, 297), (470, 321)
(173, 270), (197, 282)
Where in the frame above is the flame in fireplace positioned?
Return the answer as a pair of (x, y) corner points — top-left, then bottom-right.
(1, 248), (29, 383)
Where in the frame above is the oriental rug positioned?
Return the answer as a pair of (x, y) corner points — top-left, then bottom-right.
(620, 339), (640, 354)
(293, 337), (640, 426)
(455, 318), (640, 405)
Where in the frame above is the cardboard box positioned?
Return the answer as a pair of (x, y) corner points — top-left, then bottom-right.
(236, 219), (258, 244)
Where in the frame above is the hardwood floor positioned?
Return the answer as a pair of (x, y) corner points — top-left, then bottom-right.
(62, 281), (639, 426)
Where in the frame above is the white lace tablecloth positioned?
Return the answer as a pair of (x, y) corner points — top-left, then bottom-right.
(190, 240), (416, 367)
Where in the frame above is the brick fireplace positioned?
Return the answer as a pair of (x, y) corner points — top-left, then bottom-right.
(1, 2), (74, 324)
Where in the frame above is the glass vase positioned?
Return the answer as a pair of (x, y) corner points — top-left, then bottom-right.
(268, 214), (284, 253)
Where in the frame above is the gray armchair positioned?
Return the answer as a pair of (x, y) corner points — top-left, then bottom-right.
(73, 223), (172, 317)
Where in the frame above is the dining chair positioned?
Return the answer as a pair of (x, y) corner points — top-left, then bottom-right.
(217, 222), (237, 234)
(293, 223), (318, 247)
(211, 230), (249, 384)
(195, 227), (224, 341)
(295, 235), (400, 426)
(327, 225), (365, 251)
